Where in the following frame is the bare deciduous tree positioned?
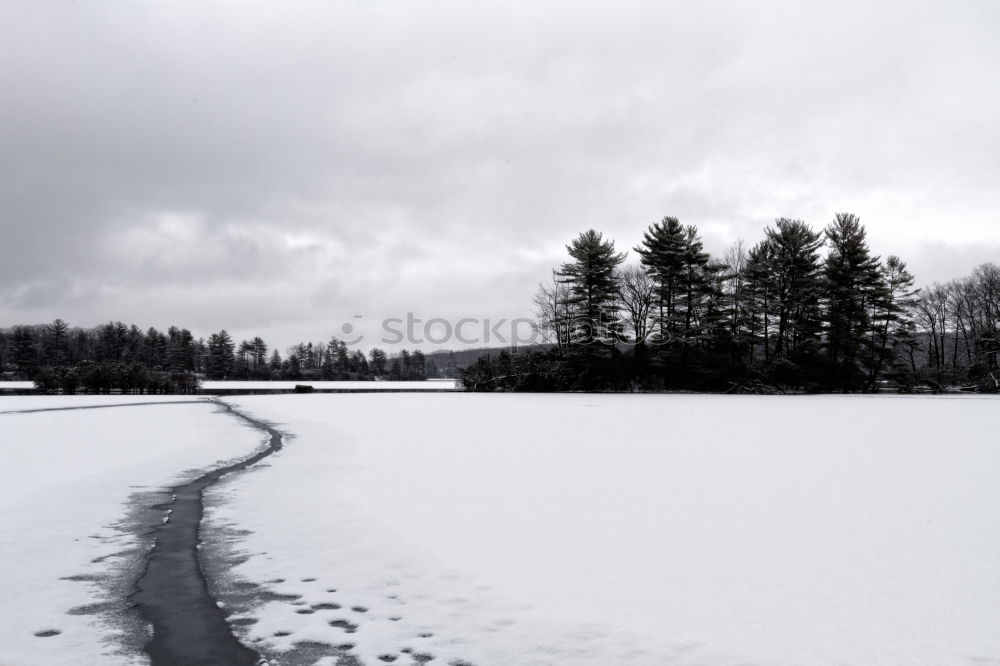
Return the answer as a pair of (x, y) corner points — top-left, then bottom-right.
(615, 265), (655, 344)
(532, 270), (572, 349)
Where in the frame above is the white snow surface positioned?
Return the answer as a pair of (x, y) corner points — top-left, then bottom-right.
(0, 379), (457, 394)
(0, 398), (267, 666)
(0, 381), (36, 390)
(202, 380), (457, 390)
(205, 393), (1000, 666)
(0, 394), (203, 412)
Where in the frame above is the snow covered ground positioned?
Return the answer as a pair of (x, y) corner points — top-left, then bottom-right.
(0, 380), (458, 393)
(2, 393), (997, 666)
(0, 398), (265, 666)
(0, 381), (36, 390)
(205, 393), (1000, 666)
(0, 394), (203, 412)
(202, 380), (458, 391)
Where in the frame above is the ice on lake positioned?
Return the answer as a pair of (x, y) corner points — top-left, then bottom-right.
(2, 393), (997, 665)
(203, 393), (1000, 666)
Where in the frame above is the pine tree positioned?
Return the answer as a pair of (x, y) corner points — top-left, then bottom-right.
(411, 350), (427, 380)
(743, 239), (775, 364)
(206, 330), (236, 379)
(0, 329), (9, 374)
(236, 340), (254, 378)
(145, 327), (168, 368)
(97, 322), (130, 362)
(322, 338), (338, 379)
(634, 217), (688, 340)
(676, 225), (713, 341)
(43, 318), (70, 367)
(166, 327), (195, 372)
(251, 337), (268, 373)
(193, 338), (208, 374)
(559, 229), (626, 344)
(124, 325), (145, 363)
(12, 325), (40, 378)
(336, 340), (350, 375)
(287, 353), (301, 379)
(369, 348), (388, 378)
(764, 219), (825, 362)
(865, 255), (919, 388)
(350, 350), (370, 377)
(823, 213), (882, 390)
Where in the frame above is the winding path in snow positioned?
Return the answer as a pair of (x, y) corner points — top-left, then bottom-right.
(11, 399), (283, 665)
(129, 399), (284, 665)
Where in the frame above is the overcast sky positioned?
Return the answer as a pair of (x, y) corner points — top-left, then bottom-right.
(2, 1), (998, 351)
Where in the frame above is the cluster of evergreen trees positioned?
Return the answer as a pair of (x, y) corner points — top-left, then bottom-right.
(232, 336), (434, 382)
(464, 214), (999, 392)
(0, 321), (434, 392)
(4, 213), (995, 395)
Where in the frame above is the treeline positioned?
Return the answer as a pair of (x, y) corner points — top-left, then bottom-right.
(464, 214), (999, 392)
(0, 321), (437, 391)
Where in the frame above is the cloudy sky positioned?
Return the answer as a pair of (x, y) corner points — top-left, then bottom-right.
(2, 1), (998, 351)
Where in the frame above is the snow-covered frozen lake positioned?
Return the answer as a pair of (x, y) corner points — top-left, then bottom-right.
(201, 379), (458, 391)
(210, 393), (1000, 666)
(0, 379), (458, 392)
(1, 393), (998, 666)
(0, 397), (260, 665)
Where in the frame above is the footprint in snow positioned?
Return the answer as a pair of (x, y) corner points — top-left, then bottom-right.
(329, 619), (359, 633)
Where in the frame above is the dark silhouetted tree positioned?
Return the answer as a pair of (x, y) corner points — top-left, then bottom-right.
(559, 229), (626, 344)
(206, 330), (236, 379)
(823, 213), (881, 390)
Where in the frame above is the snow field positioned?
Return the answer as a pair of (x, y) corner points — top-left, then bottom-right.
(0, 399), (268, 666)
(201, 380), (458, 391)
(0, 394), (205, 412)
(206, 393), (1000, 666)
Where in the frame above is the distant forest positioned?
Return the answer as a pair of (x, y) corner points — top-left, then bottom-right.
(0, 323), (452, 393)
(3, 213), (997, 394)
(464, 214), (998, 393)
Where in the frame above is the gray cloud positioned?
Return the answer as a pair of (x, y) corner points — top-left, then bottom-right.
(1, 0), (998, 350)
